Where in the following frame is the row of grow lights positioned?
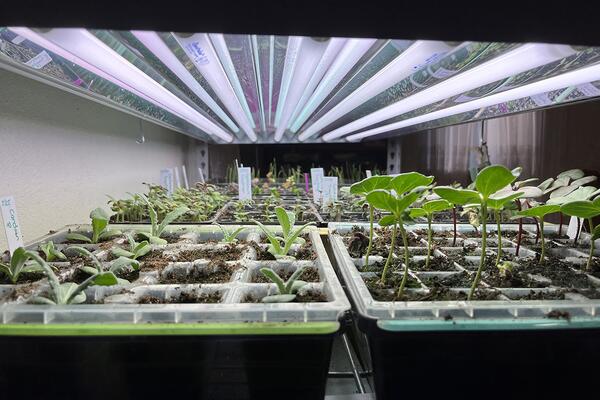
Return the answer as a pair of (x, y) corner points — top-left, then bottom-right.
(1, 28), (600, 143)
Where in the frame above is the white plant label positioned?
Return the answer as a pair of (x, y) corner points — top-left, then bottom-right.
(198, 167), (205, 183)
(577, 83), (600, 97)
(181, 165), (189, 189)
(366, 170), (372, 178)
(174, 167), (181, 188)
(310, 168), (324, 204)
(531, 93), (553, 106)
(567, 216), (583, 240)
(160, 169), (174, 196)
(11, 35), (25, 45)
(1, 196), (24, 255)
(238, 167), (252, 200)
(321, 177), (339, 204)
(184, 41), (210, 65)
(25, 50), (52, 70)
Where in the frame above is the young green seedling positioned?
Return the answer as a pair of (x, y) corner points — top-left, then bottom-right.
(259, 266), (308, 303)
(513, 205), (561, 264)
(409, 199), (452, 269)
(215, 224), (245, 243)
(560, 198), (600, 270)
(350, 175), (393, 267)
(69, 246), (139, 285)
(28, 253), (98, 305)
(39, 241), (67, 262)
(111, 233), (151, 260)
(0, 247), (45, 284)
(367, 172), (434, 298)
(435, 165), (518, 300)
(66, 208), (122, 243)
(252, 207), (315, 258)
(139, 195), (189, 244)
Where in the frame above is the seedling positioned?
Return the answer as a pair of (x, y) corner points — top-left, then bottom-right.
(252, 206), (315, 258)
(322, 200), (344, 222)
(435, 165), (518, 300)
(66, 208), (122, 243)
(39, 241), (67, 262)
(350, 175), (393, 268)
(259, 266), (308, 303)
(497, 260), (516, 278)
(367, 172), (433, 297)
(0, 247), (44, 284)
(560, 199), (600, 270)
(215, 224), (245, 243)
(139, 195), (189, 244)
(409, 199), (452, 269)
(513, 204), (561, 264)
(69, 246), (139, 285)
(111, 233), (151, 260)
(28, 252), (98, 305)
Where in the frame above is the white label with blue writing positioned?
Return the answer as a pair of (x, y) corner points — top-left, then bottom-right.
(366, 170), (372, 178)
(184, 41), (210, 65)
(1, 196), (24, 255)
(238, 167), (252, 200)
(321, 177), (339, 204)
(25, 50), (52, 70)
(160, 169), (174, 196)
(310, 168), (324, 204)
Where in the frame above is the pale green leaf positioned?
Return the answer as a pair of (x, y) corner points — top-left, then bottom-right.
(475, 165), (516, 199)
(390, 172), (434, 195)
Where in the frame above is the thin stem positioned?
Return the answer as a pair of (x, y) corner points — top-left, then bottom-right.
(452, 207), (457, 247)
(426, 215), (432, 269)
(468, 203), (487, 300)
(515, 199), (522, 257)
(587, 218), (595, 271)
(574, 217), (582, 245)
(558, 213), (563, 237)
(379, 223), (397, 285)
(365, 205), (374, 268)
(495, 209), (502, 267)
(396, 223), (410, 299)
(539, 218), (546, 264)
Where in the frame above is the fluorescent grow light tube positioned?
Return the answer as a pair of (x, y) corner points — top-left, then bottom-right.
(175, 33), (257, 141)
(297, 40), (452, 141)
(131, 30), (239, 133)
(346, 62), (600, 142)
(274, 37), (331, 141)
(11, 27), (233, 142)
(323, 43), (576, 141)
(287, 38), (348, 126)
(274, 36), (303, 128)
(291, 38), (379, 134)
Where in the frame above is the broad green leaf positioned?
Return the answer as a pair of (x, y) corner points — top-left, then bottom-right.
(515, 186), (543, 198)
(475, 165), (516, 199)
(283, 223), (315, 255)
(409, 208), (428, 218)
(515, 178), (538, 188)
(591, 225), (600, 241)
(253, 221), (283, 255)
(93, 272), (119, 286)
(156, 206), (189, 236)
(98, 229), (122, 240)
(260, 268), (286, 294)
(275, 206), (292, 237)
(514, 204), (561, 219)
(433, 187), (481, 205)
(285, 266), (307, 293)
(511, 167), (523, 178)
(390, 172), (434, 195)
(366, 190), (396, 213)
(110, 257), (140, 272)
(547, 186), (598, 205)
(560, 201), (600, 219)
(149, 236), (167, 245)
(395, 191), (422, 214)
(133, 241), (151, 258)
(571, 175), (597, 188)
(422, 199), (452, 214)
(289, 280), (308, 293)
(549, 185), (578, 199)
(262, 294), (296, 303)
(537, 177), (554, 192)
(378, 215), (396, 226)
(487, 191), (524, 210)
(66, 233), (92, 243)
(350, 176), (393, 194)
(557, 169), (584, 181)
(20, 264), (45, 274)
(81, 266), (99, 276)
(90, 207), (110, 242)
(112, 247), (135, 258)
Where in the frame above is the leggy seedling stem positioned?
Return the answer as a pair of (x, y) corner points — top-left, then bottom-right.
(365, 205), (374, 267)
(469, 203), (487, 300)
(396, 223), (411, 299)
(495, 209), (502, 267)
(379, 223), (397, 285)
(587, 218), (595, 270)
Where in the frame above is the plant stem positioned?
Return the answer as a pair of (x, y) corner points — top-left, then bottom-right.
(426, 215), (432, 269)
(515, 199), (523, 257)
(468, 203), (487, 300)
(379, 223), (397, 285)
(452, 207), (457, 247)
(495, 209), (502, 267)
(365, 205), (374, 268)
(396, 223), (410, 299)
(539, 218), (546, 264)
(574, 217), (581, 245)
(558, 213), (563, 236)
(587, 218), (595, 271)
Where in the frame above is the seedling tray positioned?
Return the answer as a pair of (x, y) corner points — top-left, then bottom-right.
(0, 225), (350, 400)
(216, 200), (324, 225)
(329, 222), (600, 399)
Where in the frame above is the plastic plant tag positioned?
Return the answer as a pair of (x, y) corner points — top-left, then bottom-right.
(0, 196), (24, 255)
(567, 216), (583, 239)
(25, 50), (52, 70)
(366, 170), (372, 178)
(160, 169), (174, 196)
(322, 177), (339, 204)
(174, 167), (181, 188)
(11, 35), (25, 45)
(181, 165), (189, 189)
(238, 167), (252, 200)
(311, 168), (324, 204)
(304, 173), (309, 193)
(198, 167), (205, 183)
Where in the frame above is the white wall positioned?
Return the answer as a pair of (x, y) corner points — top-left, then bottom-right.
(0, 69), (197, 250)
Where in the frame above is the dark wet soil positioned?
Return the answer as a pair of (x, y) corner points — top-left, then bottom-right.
(140, 250), (171, 271)
(252, 266), (320, 283)
(518, 257), (593, 288)
(159, 261), (240, 284)
(250, 242), (276, 261)
(506, 290), (566, 300)
(252, 236), (316, 260)
(0, 272), (45, 284)
(69, 266), (139, 284)
(409, 256), (458, 271)
(399, 287), (500, 301)
(138, 291), (222, 304)
(419, 271), (473, 288)
(176, 245), (245, 262)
